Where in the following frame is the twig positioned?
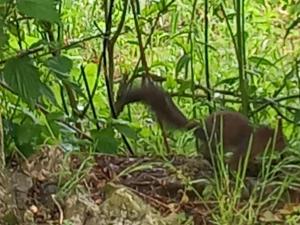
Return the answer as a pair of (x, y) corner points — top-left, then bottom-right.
(0, 114), (4, 169)
(0, 33), (104, 65)
(51, 194), (64, 224)
(80, 65), (100, 130)
(102, 0), (134, 155)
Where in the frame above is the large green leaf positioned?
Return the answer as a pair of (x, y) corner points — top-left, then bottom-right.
(13, 121), (45, 157)
(3, 57), (43, 106)
(92, 127), (121, 154)
(16, 0), (60, 23)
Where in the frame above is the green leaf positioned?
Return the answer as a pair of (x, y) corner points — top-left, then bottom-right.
(85, 63), (98, 76)
(114, 124), (138, 140)
(294, 110), (300, 124)
(0, 20), (8, 48)
(175, 54), (190, 76)
(178, 80), (192, 93)
(29, 39), (47, 49)
(64, 80), (85, 97)
(165, 76), (177, 89)
(249, 56), (277, 68)
(215, 76), (239, 86)
(46, 111), (66, 121)
(3, 57), (43, 106)
(46, 55), (73, 79)
(289, 2), (300, 15)
(92, 128), (121, 154)
(15, 123), (42, 145)
(12, 121), (45, 157)
(139, 127), (152, 138)
(16, 0), (60, 23)
(40, 83), (57, 105)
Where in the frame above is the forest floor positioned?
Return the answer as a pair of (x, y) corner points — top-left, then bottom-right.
(2, 145), (300, 225)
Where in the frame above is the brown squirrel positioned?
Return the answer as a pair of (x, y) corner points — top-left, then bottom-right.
(115, 82), (286, 169)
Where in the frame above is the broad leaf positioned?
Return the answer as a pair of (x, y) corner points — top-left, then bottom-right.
(3, 57), (43, 106)
(92, 128), (121, 154)
(13, 121), (45, 156)
(114, 123), (138, 140)
(16, 0), (60, 23)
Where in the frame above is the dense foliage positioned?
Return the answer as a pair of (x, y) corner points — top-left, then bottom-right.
(1, 0), (300, 157)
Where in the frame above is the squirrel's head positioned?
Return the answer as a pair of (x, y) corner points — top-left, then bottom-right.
(114, 76), (131, 116)
(253, 118), (286, 153)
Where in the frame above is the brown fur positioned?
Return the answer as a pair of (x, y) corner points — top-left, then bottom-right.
(199, 112), (286, 169)
(115, 83), (286, 169)
(115, 82), (190, 128)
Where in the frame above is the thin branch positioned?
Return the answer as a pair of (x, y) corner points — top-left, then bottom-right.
(204, 0), (211, 109)
(102, 0), (134, 155)
(130, 0), (150, 77)
(80, 65), (100, 130)
(130, 0), (176, 81)
(0, 33), (104, 65)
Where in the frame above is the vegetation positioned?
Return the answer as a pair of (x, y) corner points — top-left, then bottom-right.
(1, 0), (300, 224)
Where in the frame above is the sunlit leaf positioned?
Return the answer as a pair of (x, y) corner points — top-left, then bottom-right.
(165, 76), (177, 89)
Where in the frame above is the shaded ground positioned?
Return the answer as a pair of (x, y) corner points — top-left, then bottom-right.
(1, 146), (300, 224)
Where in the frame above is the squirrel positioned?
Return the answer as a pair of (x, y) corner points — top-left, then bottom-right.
(115, 82), (286, 169)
